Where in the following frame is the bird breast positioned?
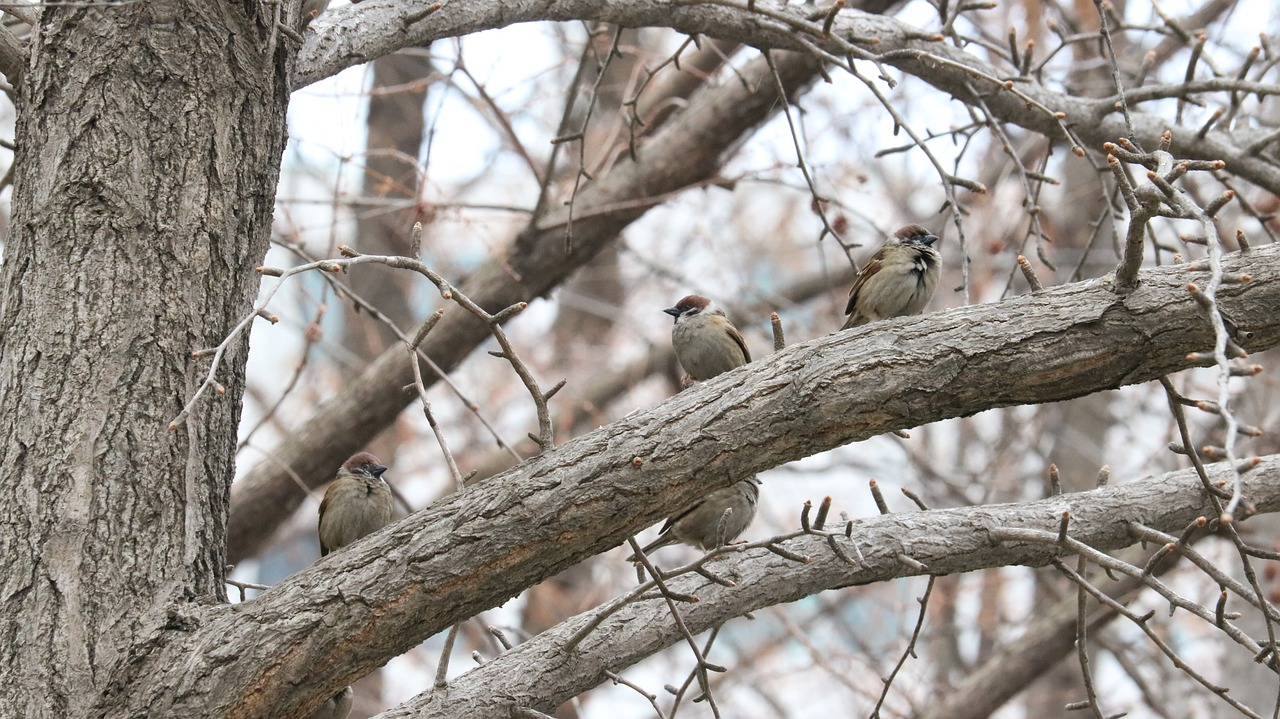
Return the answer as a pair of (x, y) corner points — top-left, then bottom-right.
(879, 249), (939, 317)
(671, 315), (745, 380)
(320, 478), (393, 550)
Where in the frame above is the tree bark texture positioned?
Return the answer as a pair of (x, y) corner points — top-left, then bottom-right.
(109, 245), (1280, 718)
(0, 4), (290, 717)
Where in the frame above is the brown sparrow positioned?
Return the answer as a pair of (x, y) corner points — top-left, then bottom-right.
(841, 224), (941, 330)
(631, 478), (761, 559)
(318, 452), (393, 556)
(664, 295), (751, 381)
(301, 0), (330, 26)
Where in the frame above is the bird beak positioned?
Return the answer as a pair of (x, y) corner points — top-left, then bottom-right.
(371, 465), (388, 479)
(921, 234), (940, 246)
(663, 307), (681, 319)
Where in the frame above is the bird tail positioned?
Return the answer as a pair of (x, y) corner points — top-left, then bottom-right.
(627, 533), (674, 562)
(841, 313), (866, 330)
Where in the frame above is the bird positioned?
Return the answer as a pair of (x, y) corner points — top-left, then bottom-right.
(630, 477), (762, 559)
(663, 294), (751, 382)
(841, 224), (942, 330)
(300, 0), (330, 27)
(317, 452), (393, 557)
(313, 455), (387, 719)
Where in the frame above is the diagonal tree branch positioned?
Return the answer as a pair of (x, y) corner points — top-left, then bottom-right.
(241, 0), (1280, 561)
(226, 50), (823, 562)
(376, 459), (1277, 719)
(116, 245), (1279, 718)
(0, 23), (25, 86)
(468, 262), (860, 480)
(297, 1), (1280, 193)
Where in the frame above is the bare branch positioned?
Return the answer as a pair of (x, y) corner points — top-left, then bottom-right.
(296, 3), (1280, 196)
(226, 49), (824, 562)
(357, 458), (1280, 719)
(124, 240), (1280, 716)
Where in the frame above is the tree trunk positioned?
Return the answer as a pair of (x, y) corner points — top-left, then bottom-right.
(0, 4), (290, 715)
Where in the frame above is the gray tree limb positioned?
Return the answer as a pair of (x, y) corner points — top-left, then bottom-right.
(226, 50), (823, 562)
(296, 0), (1280, 193)
(376, 459), (1276, 719)
(113, 244), (1280, 718)
(0, 23), (24, 85)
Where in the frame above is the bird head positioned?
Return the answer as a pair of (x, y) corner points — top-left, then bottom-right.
(342, 452), (388, 480)
(663, 294), (718, 324)
(892, 224), (939, 248)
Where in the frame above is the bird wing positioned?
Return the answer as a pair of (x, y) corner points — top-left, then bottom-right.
(656, 509), (686, 536)
(648, 495), (705, 545)
(844, 256), (882, 317)
(726, 324), (751, 363)
(318, 487), (334, 556)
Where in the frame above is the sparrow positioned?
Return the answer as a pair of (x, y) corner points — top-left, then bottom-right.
(301, 0), (331, 27)
(664, 295), (751, 381)
(318, 452), (393, 557)
(841, 224), (941, 330)
(630, 477), (762, 559)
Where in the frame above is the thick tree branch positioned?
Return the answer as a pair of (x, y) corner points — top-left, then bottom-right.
(469, 263), (859, 480)
(0, 23), (24, 85)
(377, 461), (1274, 719)
(118, 246), (1279, 718)
(296, 0), (1280, 193)
(241, 0), (1280, 559)
(226, 50), (823, 561)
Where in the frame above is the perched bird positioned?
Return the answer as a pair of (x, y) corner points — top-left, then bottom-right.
(664, 294), (751, 382)
(841, 224), (942, 330)
(318, 452), (393, 557)
(631, 478), (762, 559)
(301, 0), (331, 27)
(313, 456), (385, 719)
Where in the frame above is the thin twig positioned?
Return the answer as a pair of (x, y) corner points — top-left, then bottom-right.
(1073, 553), (1107, 719)
(869, 576), (937, 718)
(626, 537), (724, 716)
(434, 622), (462, 689)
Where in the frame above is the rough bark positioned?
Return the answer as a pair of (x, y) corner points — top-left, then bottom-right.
(0, 3), (289, 717)
(225, 50), (824, 562)
(297, 0), (1280, 194)
(109, 245), (1280, 718)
